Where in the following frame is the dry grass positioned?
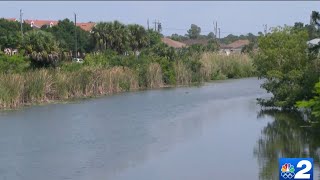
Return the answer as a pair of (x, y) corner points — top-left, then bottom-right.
(200, 53), (254, 80)
(146, 63), (163, 88)
(174, 61), (192, 85)
(0, 53), (255, 109)
(0, 67), (139, 109)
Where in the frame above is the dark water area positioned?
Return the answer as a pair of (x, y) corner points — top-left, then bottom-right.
(0, 78), (319, 180)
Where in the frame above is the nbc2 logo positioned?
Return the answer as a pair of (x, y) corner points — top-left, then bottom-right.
(279, 158), (313, 180)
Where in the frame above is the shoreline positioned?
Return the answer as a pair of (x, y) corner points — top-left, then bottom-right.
(0, 78), (250, 111)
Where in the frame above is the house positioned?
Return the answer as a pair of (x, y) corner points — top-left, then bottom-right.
(161, 37), (187, 48)
(24, 19), (58, 28)
(23, 19), (95, 32)
(5, 18), (18, 22)
(76, 22), (96, 32)
(219, 39), (250, 54)
(307, 38), (320, 48)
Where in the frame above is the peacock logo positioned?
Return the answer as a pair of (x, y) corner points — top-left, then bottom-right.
(281, 163), (295, 179)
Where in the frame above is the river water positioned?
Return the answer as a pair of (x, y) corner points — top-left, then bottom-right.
(0, 78), (319, 180)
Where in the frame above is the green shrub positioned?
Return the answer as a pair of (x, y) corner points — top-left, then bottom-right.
(0, 55), (29, 73)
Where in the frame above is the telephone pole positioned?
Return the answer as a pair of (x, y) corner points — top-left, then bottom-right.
(74, 13), (77, 58)
(157, 20), (162, 32)
(147, 19), (150, 30)
(213, 21), (218, 39)
(153, 20), (157, 31)
(20, 9), (23, 38)
(215, 21), (218, 38)
(213, 21), (216, 38)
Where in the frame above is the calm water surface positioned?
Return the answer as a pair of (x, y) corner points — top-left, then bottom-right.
(0, 78), (319, 180)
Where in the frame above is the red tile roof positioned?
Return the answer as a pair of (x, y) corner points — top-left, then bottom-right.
(23, 19), (95, 31)
(222, 40), (250, 49)
(161, 37), (187, 48)
(76, 22), (95, 32)
(24, 19), (58, 28)
(5, 18), (18, 22)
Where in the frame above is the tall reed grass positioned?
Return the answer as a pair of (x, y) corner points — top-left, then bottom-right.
(146, 63), (163, 88)
(0, 53), (255, 109)
(199, 53), (255, 80)
(0, 67), (139, 109)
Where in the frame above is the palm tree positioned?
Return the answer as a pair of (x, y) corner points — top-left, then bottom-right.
(23, 30), (60, 67)
(128, 24), (149, 52)
(310, 11), (320, 28)
(91, 21), (129, 54)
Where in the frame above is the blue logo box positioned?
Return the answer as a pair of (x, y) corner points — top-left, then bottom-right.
(279, 158), (313, 180)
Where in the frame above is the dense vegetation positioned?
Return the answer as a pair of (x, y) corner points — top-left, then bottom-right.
(0, 17), (255, 109)
(254, 11), (320, 121)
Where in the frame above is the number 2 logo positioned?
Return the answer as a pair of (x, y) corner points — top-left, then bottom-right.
(279, 158), (313, 180)
(295, 160), (312, 179)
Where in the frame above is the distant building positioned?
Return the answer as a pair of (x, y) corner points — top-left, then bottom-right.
(220, 39), (250, 54)
(22, 18), (95, 32)
(76, 22), (96, 32)
(24, 19), (58, 28)
(161, 37), (187, 48)
(307, 38), (320, 48)
(5, 18), (18, 22)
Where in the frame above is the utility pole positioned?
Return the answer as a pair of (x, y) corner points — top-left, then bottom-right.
(213, 21), (216, 38)
(157, 20), (162, 32)
(218, 28), (220, 39)
(147, 19), (149, 30)
(20, 9), (23, 38)
(213, 21), (218, 39)
(153, 20), (157, 31)
(215, 21), (218, 39)
(74, 13), (77, 58)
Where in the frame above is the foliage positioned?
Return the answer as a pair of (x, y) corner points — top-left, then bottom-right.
(92, 21), (130, 54)
(254, 26), (318, 109)
(0, 67), (139, 109)
(254, 109), (320, 180)
(22, 30), (60, 67)
(0, 54), (29, 73)
(127, 24), (149, 51)
(200, 53), (254, 80)
(187, 24), (201, 39)
(0, 18), (32, 50)
(23, 30), (59, 53)
(43, 18), (92, 53)
(170, 33), (189, 42)
(297, 81), (320, 120)
(241, 42), (255, 53)
(220, 33), (258, 45)
(310, 11), (320, 27)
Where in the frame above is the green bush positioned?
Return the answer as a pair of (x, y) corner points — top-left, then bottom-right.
(254, 26), (318, 109)
(0, 55), (29, 73)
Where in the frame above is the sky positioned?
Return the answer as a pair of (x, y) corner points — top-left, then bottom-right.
(0, 1), (319, 37)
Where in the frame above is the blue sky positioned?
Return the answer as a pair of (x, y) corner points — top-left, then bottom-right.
(0, 1), (319, 37)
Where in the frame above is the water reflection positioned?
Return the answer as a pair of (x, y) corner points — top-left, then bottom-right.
(254, 109), (320, 180)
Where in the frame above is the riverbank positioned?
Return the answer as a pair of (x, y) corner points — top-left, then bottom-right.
(0, 53), (255, 110)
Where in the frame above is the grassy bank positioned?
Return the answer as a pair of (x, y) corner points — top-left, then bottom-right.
(0, 53), (255, 109)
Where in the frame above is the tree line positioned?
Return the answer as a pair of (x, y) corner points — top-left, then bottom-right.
(254, 11), (320, 121)
(169, 23), (259, 45)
